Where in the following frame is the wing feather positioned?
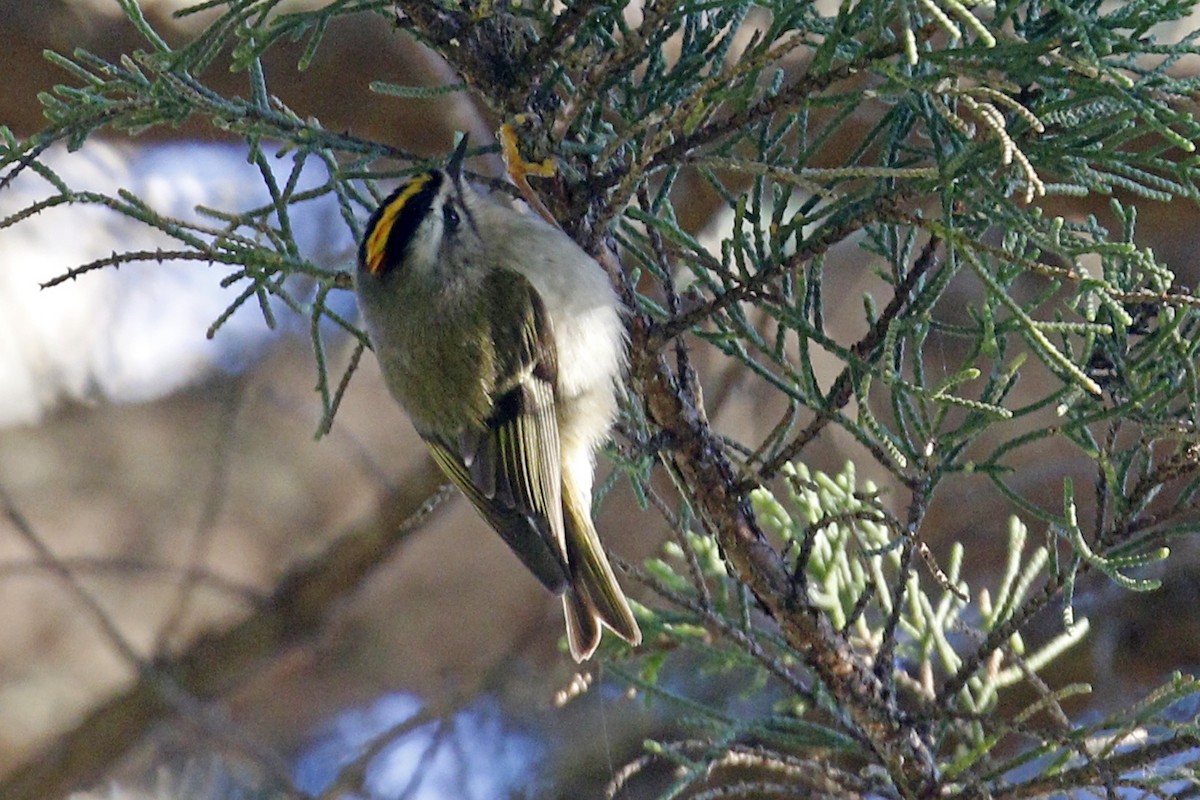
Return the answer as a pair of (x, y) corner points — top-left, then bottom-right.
(425, 435), (568, 593)
(419, 268), (570, 594)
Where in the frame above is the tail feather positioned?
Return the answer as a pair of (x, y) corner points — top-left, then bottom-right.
(561, 477), (642, 662)
(563, 591), (601, 662)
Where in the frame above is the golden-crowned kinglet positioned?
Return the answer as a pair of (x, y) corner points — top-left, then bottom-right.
(354, 138), (641, 661)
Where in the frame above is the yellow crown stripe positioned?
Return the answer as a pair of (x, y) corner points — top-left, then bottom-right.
(365, 174), (434, 274)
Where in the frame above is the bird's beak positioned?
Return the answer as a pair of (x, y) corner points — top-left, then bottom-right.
(446, 135), (470, 181)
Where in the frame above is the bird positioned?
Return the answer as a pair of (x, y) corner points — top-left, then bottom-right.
(353, 137), (641, 661)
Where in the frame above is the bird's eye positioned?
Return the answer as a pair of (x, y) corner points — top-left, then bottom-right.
(443, 202), (460, 231)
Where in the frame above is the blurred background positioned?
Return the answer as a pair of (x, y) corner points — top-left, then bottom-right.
(2, 2), (1200, 798)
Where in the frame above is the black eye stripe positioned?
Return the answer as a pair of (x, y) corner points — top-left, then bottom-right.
(359, 170), (445, 275)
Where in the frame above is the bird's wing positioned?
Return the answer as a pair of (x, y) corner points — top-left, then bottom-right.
(423, 268), (570, 594)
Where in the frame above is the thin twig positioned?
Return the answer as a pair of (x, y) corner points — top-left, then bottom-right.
(756, 233), (942, 483)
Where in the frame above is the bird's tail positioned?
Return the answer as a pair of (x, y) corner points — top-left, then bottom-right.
(560, 476), (642, 661)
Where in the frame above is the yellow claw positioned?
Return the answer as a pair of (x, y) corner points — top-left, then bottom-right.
(498, 121), (558, 226)
(500, 119), (556, 178)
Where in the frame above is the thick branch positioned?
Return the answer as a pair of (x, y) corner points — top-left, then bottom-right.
(394, 3), (533, 117)
(609, 248), (941, 797)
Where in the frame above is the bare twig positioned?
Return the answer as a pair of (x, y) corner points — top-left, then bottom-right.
(155, 382), (245, 655)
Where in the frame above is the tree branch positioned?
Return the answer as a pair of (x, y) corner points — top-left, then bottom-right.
(603, 247), (942, 797)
